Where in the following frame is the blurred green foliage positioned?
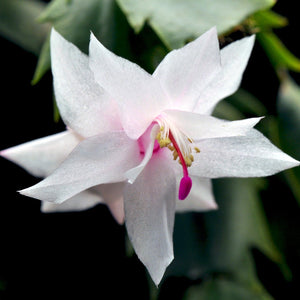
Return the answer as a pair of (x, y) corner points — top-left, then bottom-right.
(116, 0), (274, 49)
(0, 0), (300, 299)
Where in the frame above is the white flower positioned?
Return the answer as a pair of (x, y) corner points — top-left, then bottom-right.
(1, 27), (299, 285)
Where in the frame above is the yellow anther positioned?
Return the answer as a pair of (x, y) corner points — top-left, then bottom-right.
(184, 157), (192, 167)
(155, 124), (200, 168)
(156, 126), (171, 148)
(194, 147), (200, 153)
(173, 150), (178, 161)
(159, 138), (171, 148)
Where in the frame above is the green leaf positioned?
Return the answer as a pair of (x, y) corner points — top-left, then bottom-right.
(182, 251), (273, 299)
(213, 100), (245, 121)
(116, 0), (275, 49)
(206, 178), (287, 275)
(251, 10), (288, 30)
(257, 32), (300, 72)
(31, 33), (51, 85)
(184, 274), (273, 300)
(249, 9), (300, 74)
(277, 76), (300, 204)
(227, 89), (268, 116)
(213, 89), (267, 121)
(0, 0), (49, 54)
(33, 0), (131, 83)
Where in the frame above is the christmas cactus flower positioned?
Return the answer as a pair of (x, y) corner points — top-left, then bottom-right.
(1, 27), (299, 285)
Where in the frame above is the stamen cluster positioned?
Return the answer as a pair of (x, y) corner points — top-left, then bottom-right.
(156, 126), (200, 168)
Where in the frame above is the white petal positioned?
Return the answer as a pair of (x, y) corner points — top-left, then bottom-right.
(0, 130), (80, 177)
(176, 177), (217, 212)
(41, 189), (103, 213)
(89, 33), (169, 139)
(92, 183), (125, 224)
(153, 27), (221, 111)
(106, 197), (124, 225)
(124, 152), (176, 285)
(165, 110), (262, 140)
(190, 129), (300, 178)
(51, 29), (121, 137)
(42, 182), (125, 224)
(125, 124), (160, 183)
(20, 131), (140, 203)
(194, 35), (255, 114)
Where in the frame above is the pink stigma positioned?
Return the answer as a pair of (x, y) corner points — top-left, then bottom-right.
(169, 131), (192, 200)
(179, 176), (192, 200)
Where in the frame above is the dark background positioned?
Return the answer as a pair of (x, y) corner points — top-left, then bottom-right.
(0, 0), (299, 299)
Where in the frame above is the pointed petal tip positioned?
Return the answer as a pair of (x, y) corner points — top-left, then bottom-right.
(269, 156), (300, 176)
(18, 185), (63, 204)
(241, 116), (264, 133)
(202, 198), (218, 211)
(18, 186), (37, 199)
(107, 199), (125, 225)
(115, 216), (125, 225)
(17, 187), (32, 199)
(210, 26), (218, 35)
(0, 149), (7, 158)
(50, 27), (61, 43)
(89, 31), (97, 42)
(150, 254), (174, 287)
(291, 157), (300, 167)
(248, 33), (256, 43)
(203, 26), (218, 36)
(0, 146), (22, 163)
(89, 30), (105, 54)
(279, 151), (300, 168)
(241, 34), (256, 53)
(0, 147), (16, 160)
(238, 33), (256, 53)
(210, 201), (219, 210)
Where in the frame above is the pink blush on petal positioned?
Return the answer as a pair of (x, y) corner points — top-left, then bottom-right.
(153, 140), (160, 153)
(138, 126), (161, 156)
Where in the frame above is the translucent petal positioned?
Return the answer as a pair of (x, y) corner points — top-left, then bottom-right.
(41, 189), (103, 213)
(124, 153), (176, 285)
(0, 130), (80, 177)
(153, 27), (221, 111)
(20, 131), (140, 203)
(42, 182), (125, 224)
(165, 110), (262, 140)
(194, 35), (255, 114)
(190, 129), (300, 178)
(92, 183), (125, 224)
(51, 29), (121, 137)
(125, 124), (160, 183)
(89, 33), (169, 139)
(106, 197), (124, 225)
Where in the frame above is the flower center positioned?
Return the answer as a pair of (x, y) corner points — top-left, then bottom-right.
(155, 117), (200, 200)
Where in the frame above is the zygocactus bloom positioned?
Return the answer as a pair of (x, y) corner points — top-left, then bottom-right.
(1, 27), (299, 285)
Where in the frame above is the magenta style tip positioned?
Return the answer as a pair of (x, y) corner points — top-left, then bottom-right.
(179, 176), (192, 200)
